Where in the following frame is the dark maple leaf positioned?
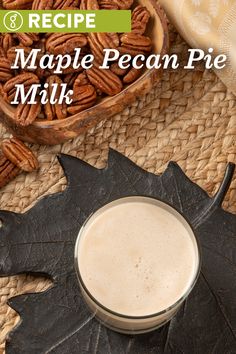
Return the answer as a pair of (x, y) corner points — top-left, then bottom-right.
(0, 150), (235, 354)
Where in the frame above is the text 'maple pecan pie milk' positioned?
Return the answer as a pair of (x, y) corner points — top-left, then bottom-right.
(75, 197), (200, 334)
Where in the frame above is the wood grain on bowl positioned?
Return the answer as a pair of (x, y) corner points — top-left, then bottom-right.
(0, 0), (169, 145)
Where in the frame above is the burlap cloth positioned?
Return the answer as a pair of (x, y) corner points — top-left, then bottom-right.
(0, 26), (236, 353)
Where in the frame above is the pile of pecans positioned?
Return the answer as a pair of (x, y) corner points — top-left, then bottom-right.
(0, 137), (39, 189)
(0, 0), (152, 127)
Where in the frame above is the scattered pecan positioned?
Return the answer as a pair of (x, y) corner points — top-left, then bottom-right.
(2, 72), (40, 103)
(32, 0), (53, 9)
(132, 5), (151, 35)
(68, 85), (97, 115)
(87, 62), (123, 96)
(46, 33), (87, 55)
(16, 33), (40, 47)
(88, 33), (119, 63)
(1, 138), (39, 172)
(119, 33), (152, 56)
(0, 154), (20, 189)
(2, 0), (33, 9)
(15, 98), (41, 127)
(98, 0), (119, 9)
(44, 75), (68, 120)
(80, 0), (99, 9)
(0, 57), (13, 82)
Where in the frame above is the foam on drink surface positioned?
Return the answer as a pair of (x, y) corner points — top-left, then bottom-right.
(78, 199), (199, 317)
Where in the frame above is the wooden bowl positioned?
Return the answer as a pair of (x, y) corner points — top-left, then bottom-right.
(0, 0), (169, 145)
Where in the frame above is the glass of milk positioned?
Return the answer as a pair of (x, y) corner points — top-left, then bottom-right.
(74, 197), (201, 334)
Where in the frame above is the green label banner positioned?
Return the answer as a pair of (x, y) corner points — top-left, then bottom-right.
(0, 10), (131, 33)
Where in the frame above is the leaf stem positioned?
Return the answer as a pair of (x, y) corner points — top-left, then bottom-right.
(193, 163), (235, 229)
(212, 163), (235, 208)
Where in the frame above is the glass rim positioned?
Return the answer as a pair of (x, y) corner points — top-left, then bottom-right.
(74, 196), (202, 320)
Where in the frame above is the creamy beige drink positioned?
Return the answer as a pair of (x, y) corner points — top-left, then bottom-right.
(75, 197), (200, 334)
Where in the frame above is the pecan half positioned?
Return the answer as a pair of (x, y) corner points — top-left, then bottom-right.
(2, 72), (40, 103)
(1, 138), (39, 172)
(123, 65), (143, 84)
(68, 85), (97, 115)
(87, 62), (123, 96)
(0, 57), (13, 82)
(64, 72), (84, 87)
(16, 33), (40, 47)
(2, 0), (33, 9)
(80, 0), (99, 9)
(119, 33), (152, 56)
(110, 62), (129, 76)
(73, 72), (90, 87)
(132, 5), (150, 35)
(44, 75), (68, 120)
(111, 62), (143, 84)
(98, 0), (119, 9)
(53, 0), (80, 9)
(49, 51), (84, 75)
(32, 0), (53, 9)
(2, 34), (15, 55)
(0, 36), (4, 57)
(15, 98), (41, 127)
(64, 73), (78, 87)
(112, 0), (133, 9)
(35, 67), (52, 79)
(0, 49), (5, 58)
(7, 45), (32, 65)
(88, 33), (119, 63)
(0, 154), (20, 189)
(46, 33), (87, 55)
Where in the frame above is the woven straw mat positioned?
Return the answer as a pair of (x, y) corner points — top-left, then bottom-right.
(0, 25), (236, 353)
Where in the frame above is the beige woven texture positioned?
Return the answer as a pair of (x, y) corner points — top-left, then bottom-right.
(0, 26), (236, 352)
